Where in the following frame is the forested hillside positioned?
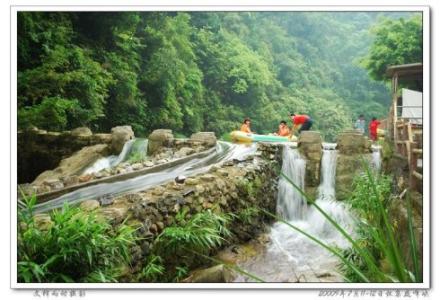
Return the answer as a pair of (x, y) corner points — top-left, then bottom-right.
(17, 11), (421, 140)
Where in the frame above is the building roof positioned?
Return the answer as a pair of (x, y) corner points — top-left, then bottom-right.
(386, 63), (423, 78)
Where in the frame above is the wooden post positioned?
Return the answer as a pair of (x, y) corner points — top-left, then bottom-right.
(393, 74), (399, 144)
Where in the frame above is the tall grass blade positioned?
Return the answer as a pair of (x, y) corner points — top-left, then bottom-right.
(405, 191), (421, 282)
(360, 159), (408, 282)
(280, 172), (383, 278)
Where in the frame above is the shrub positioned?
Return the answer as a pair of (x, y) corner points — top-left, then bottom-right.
(153, 210), (231, 257)
(141, 210), (231, 282)
(17, 195), (138, 283)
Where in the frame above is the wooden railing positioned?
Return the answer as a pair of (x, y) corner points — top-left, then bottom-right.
(394, 120), (423, 190)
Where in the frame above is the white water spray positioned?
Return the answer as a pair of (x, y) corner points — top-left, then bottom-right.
(371, 144), (382, 172)
(276, 147), (307, 220)
(83, 139), (136, 174)
(235, 143), (354, 282)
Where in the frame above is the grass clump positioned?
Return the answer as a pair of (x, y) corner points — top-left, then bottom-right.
(138, 209), (232, 282)
(17, 194), (138, 283)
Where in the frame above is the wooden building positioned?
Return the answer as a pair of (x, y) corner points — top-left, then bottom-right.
(386, 63), (423, 191)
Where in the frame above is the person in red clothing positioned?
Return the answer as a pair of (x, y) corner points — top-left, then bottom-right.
(290, 113), (313, 133)
(369, 117), (381, 141)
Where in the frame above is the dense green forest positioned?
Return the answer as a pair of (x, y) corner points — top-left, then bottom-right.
(17, 12), (422, 141)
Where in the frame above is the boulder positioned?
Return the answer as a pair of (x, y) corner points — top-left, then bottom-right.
(80, 200), (101, 211)
(299, 131), (322, 144)
(336, 131), (366, 154)
(71, 127), (93, 136)
(174, 147), (195, 158)
(32, 144), (109, 186)
(147, 129), (174, 156)
(143, 161), (154, 168)
(183, 264), (234, 283)
(175, 175), (186, 184)
(61, 175), (79, 187)
(189, 132), (217, 147)
(201, 174), (216, 182)
(185, 178), (200, 185)
(78, 173), (93, 183)
(91, 133), (113, 144)
(131, 163), (144, 171)
(33, 214), (53, 231)
(111, 126), (135, 154)
(298, 131), (322, 191)
(42, 178), (64, 190)
(99, 206), (128, 224)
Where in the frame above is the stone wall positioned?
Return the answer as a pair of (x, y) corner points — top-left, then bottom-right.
(18, 127), (113, 184)
(76, 143), (282, 275)
(335, 130), (371, 200)
(298, 131), (323, 199)
(147, 129), (217, 156)
(20, 128), (218, 198)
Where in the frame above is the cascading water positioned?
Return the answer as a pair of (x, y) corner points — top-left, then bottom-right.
(82, 139), (137, 174)
(371, 144), (382, 172)
(317, 143), (337, 201)
(276, 147), (307, 220)
(235, 143), (354, 282)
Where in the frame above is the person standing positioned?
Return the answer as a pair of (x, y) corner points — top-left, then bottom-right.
(369, 117), (381, 141)
(290, 113), (313, 133)
(240, 118), (252, 133)
(354, 114), (366, 135)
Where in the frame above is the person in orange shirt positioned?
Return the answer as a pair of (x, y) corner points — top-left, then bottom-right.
(274, 120), (291, 137)
(240, 118), (252, 133)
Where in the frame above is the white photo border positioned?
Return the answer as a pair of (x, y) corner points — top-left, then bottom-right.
(10, 5), (431, 290)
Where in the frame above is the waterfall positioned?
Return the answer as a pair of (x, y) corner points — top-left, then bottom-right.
(83, 139), (136, 174)
(126, 138), (149, 162)
(241, 143), (355, 282)
(306, 144), (353, 239)
(371, 144), (382, 171)
(317, 143), (337, 201)
(276, 146), (307, 220)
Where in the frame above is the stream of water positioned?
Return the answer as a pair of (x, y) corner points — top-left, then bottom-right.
(371, 144), (382, 172)
(82, 138), (151, 175)
(34, 141), (257, 213)
(234, 143), (355, 282)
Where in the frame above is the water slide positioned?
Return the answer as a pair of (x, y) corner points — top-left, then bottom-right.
(34, 141), (257, 213)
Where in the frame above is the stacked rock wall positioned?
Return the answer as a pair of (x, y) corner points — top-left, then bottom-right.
(298, 131), (323, 199)
(76, 143), (283, 273)
(335, 130), (372, 200)
(18, 128), (113, 183)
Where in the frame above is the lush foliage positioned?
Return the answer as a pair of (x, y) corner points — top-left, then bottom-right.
(154, 209), (231, 257)
(17, 195), (138, 283)
(361, 15), (422, 81)
(138, 209), (232, 282)
(16, 12), (418, 140)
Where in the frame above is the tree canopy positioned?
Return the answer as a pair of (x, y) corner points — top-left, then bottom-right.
(360, 15), (422, 81)
(17, 11), (421, 141)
